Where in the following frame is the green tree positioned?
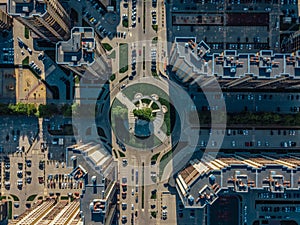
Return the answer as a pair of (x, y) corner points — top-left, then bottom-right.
(8, 103), (37, 116)
(133, 108), (153, 121)
(60, 104), (72, 117)
(38, 104), (58, 117)
(112, 106), (127, 119)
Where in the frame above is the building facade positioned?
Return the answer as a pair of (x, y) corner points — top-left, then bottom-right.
(8, 0), (70, 42)
(56, 27), (110, 78)
(170, 37), (300, 89)
(0, 5), (12, 31)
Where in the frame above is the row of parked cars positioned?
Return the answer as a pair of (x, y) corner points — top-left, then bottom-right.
(29, 61), (42, 75)
(151, 10), (157, 25)
(131, 0), (137, 27)
(151, 48), (157, 72)
(129, 49), (137, 80)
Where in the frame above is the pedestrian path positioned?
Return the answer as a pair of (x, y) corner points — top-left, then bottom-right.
(115, 92), (136, 131)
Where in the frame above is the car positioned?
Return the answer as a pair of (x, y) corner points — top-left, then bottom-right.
(122, 202), (127, 210)
(18, 163), (23, 170)
(281, 142), (288, 148)
(257, 141), (262, 147)
(227, 129), (232, 135)
(97, 24), (103, 30)
(131, 204), (134, 210)
(39, 161), (45, 170)
(231, 140), (236, 147)
(5, 171), (10, 180)
(27, 48), (32, 54)
(5, 162), (10, 170)
(26, 177), (32, 184)
(211, 140), (217, 147)
(122, 215), (127, 223)
(289, 130), (296, 136)
(131, 64), (136, 70)
(26, 160), (31, 167)
(200, 140), (206, 147)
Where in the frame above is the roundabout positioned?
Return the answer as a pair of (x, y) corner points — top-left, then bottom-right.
(109, 81), (176, 151)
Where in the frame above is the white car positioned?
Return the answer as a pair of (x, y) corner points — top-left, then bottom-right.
(231, 140), (236, 147)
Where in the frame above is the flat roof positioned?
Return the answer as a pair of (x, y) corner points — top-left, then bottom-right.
(176, 153), (300, 208)
(172, 37), (300, 80)
(56, 27), (95, 67)
(8, 0), (46, 17)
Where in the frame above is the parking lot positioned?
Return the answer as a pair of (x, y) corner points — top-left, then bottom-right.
(79, 0), (119, 40)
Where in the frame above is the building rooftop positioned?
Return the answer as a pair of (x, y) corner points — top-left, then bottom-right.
(172, 37), (300, 82)
(8, 0), (46, 17)
(10, 199), (81, 225)
(66, 142), (117, 225)
(56, 27), (95, 67)
(176, 152), (300, 208)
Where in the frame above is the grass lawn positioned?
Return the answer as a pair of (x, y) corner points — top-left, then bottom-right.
(26, 194), (37, 201)
(108, 50), (116, 59)
(151, 152), (160, 162)
(22, 56), (29, 66)
(8, 201), (12, 219)
(10, 194), (19, 201)
(122, 84), (173, 135)
(151, 211), (157, 218)
(24, 27), (29, 39)
(158, 147), (175, 179)
(150, 192), (157, 199)
(118, 150), (125, 157)
(152, 37), (158, 44)
(152, 25), (158, 32)
(122, 19), (128, 28)
(102, 43), (113, 51)
(152, 70), (159, 77)
(119, 43), (128, 73)
(110, 74), (116, 81)
(74, 75), (80, 84)
(61, 196), (69, 200)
